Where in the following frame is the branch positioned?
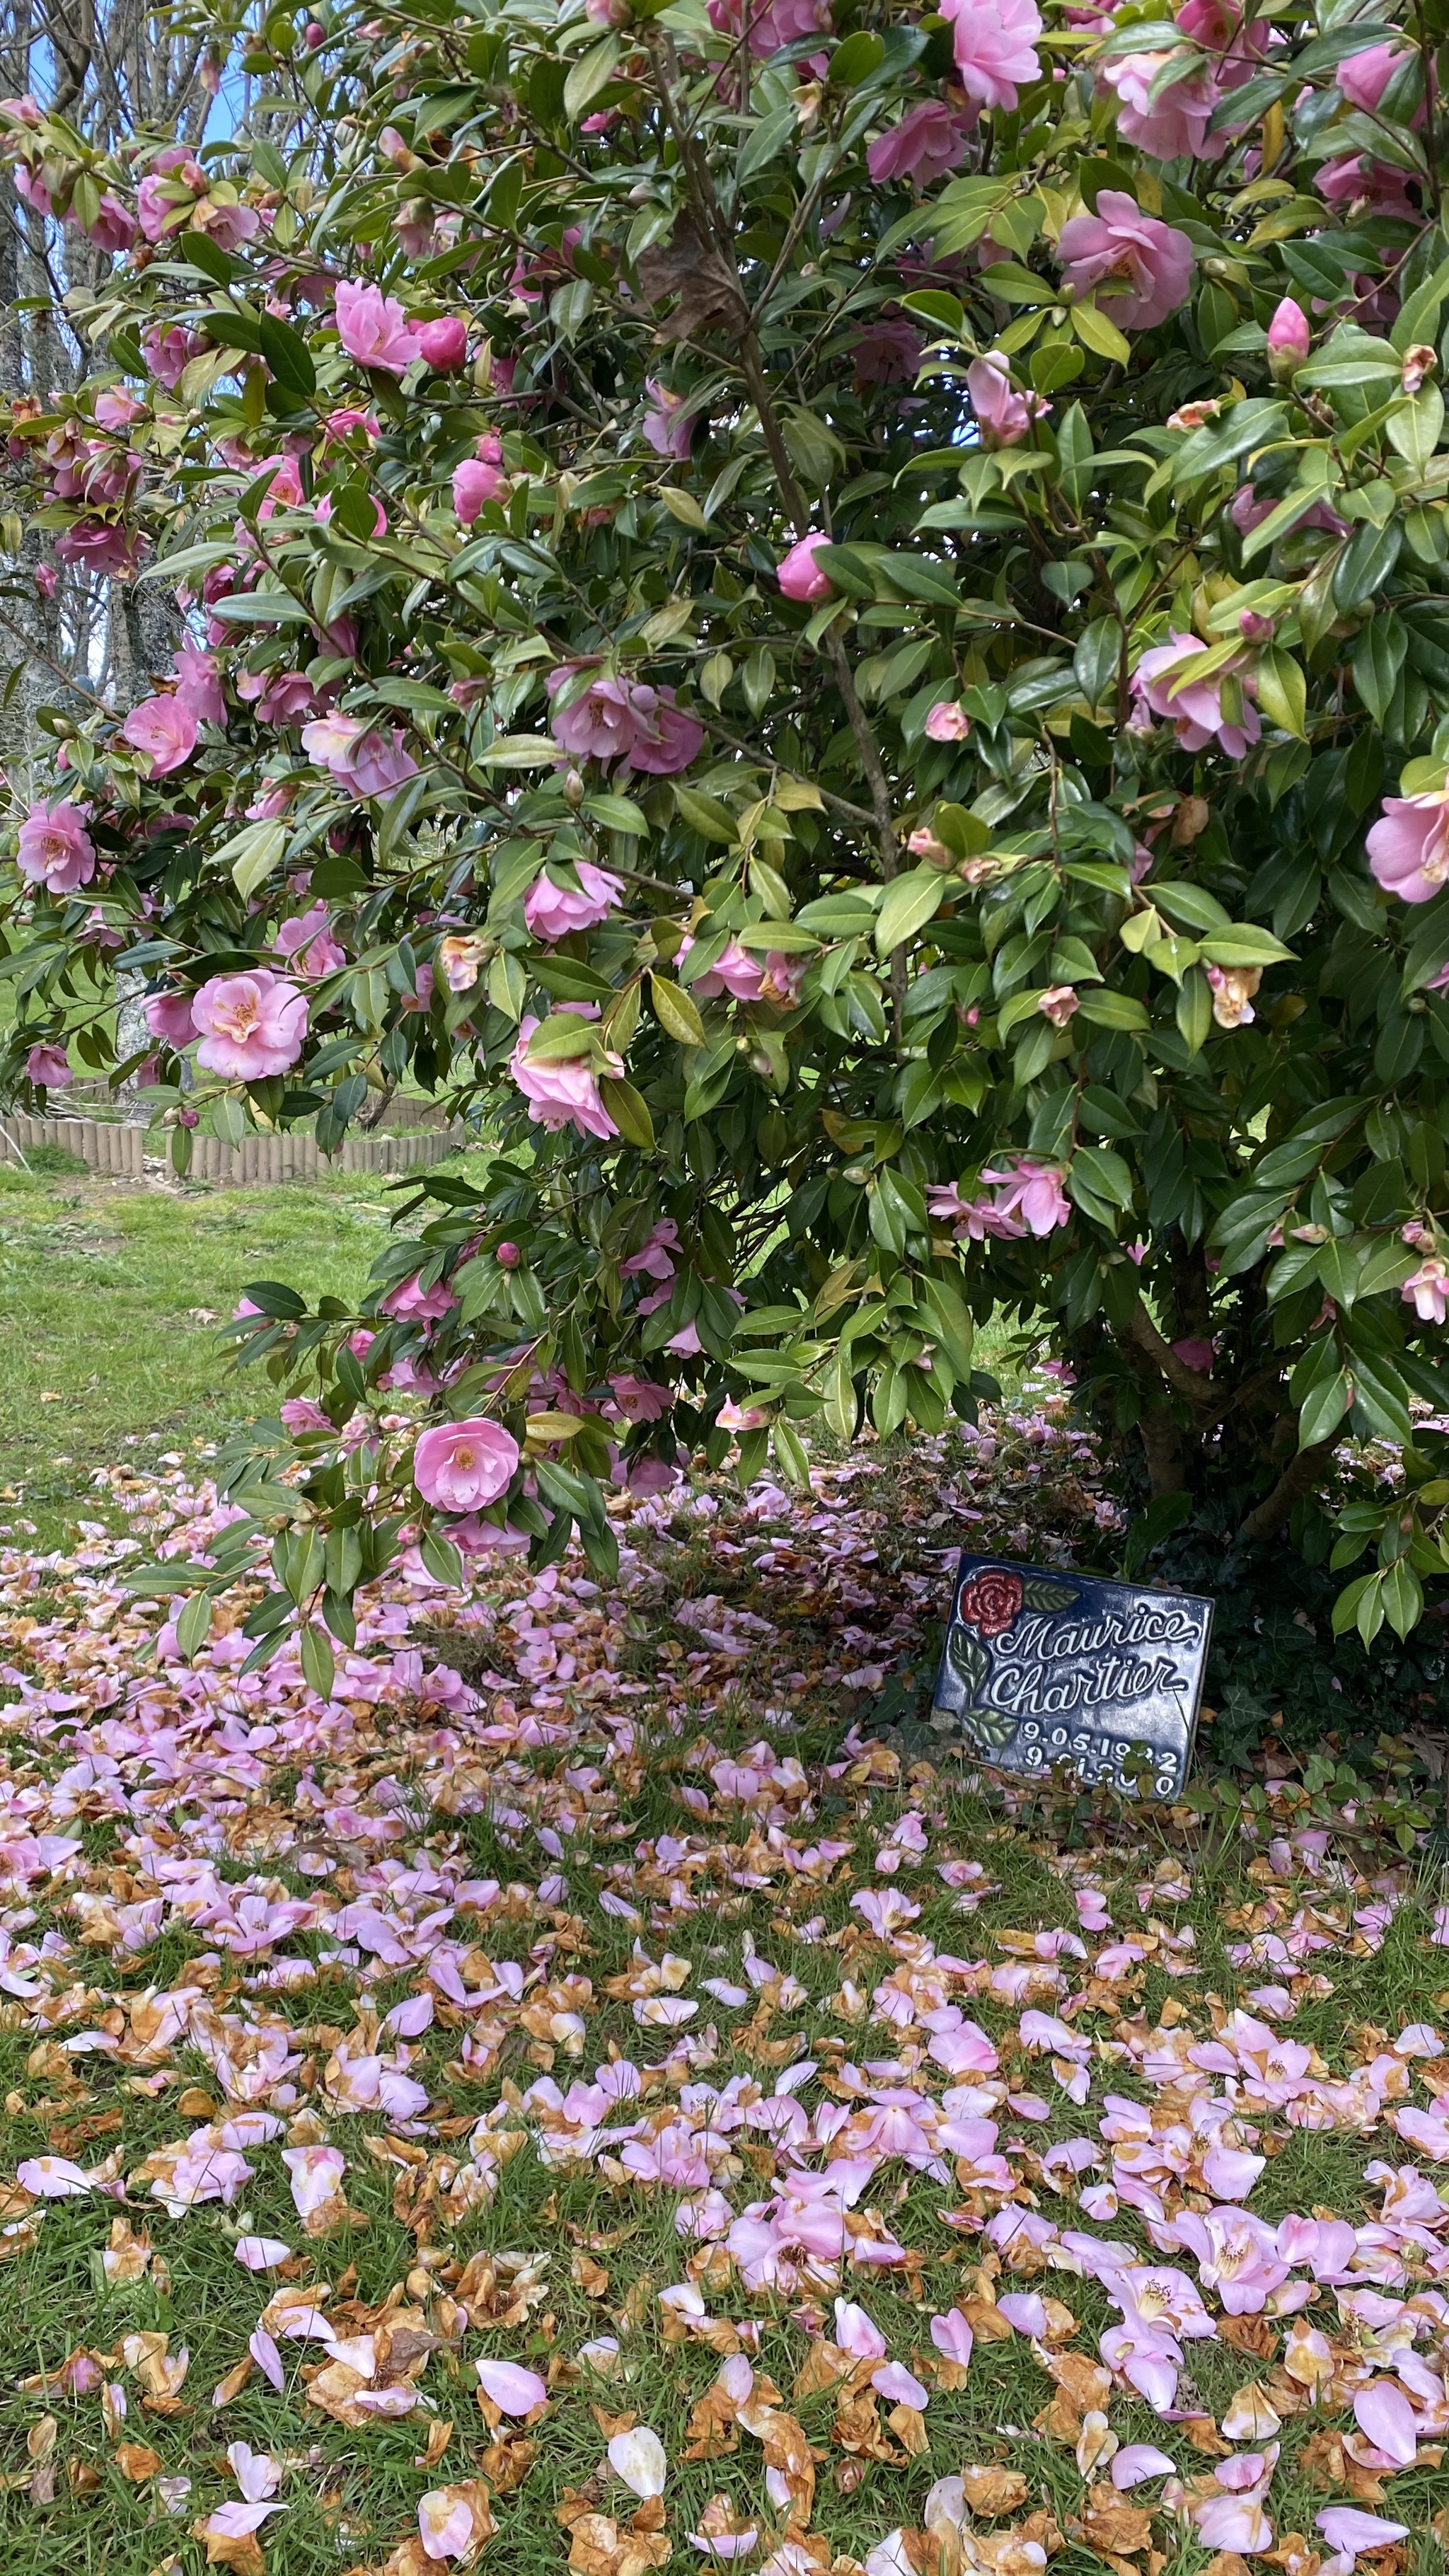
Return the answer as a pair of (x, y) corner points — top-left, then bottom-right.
(1237, 1436), (1339, 1545)
(1122, 1295), (1220, 1406)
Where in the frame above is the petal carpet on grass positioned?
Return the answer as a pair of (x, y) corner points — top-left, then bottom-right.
(0, 1394), (1445, 2575)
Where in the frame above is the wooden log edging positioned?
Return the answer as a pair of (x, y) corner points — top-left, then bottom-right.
(0, 1111), (467, 1185)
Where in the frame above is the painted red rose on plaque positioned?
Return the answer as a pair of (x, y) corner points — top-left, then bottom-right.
(956, 1568), (1022, 1638)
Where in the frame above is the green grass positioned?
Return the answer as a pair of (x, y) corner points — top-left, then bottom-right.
(0, 1157), (483, 1547)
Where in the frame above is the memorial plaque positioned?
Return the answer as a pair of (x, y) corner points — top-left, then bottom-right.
(929, 1551), (1212, 1801)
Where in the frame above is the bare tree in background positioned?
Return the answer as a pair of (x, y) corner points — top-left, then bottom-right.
(0, 1), (228, 1103)
(0, 1), (224, 753)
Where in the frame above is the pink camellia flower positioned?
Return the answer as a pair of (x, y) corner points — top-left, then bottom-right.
(172, 642), (225, 726)
(16, 797), (96, 894)
(335, 278), (422, 374)
(1038, 984), (1079, 1028)
(524, 862), (623, 942)
(545, 669), (703, 775)
(1267, 296), (1311, 373)
(300, 712), (419, 799)
(453, 449), (507, 524)
(1206, 963), (1261, 1028)
(967, 352), (1051, 448)
(413, 1419), (520, 1512)
(852, 317), (924, 386)
(924, 702), (971, 742)
(867, 100), (974, 186)
(1403, 1257), (1449, 1324)
(705, 0), (829, 57)
(939, 0), (1042, 110)
(191, 969), (308, 1078)
(1315, 153), (1416, 221)
(142, 320), (202, 388)
(688, 938), (766, 1002)
(324, 405), (381, 446)
(1131, 632), (1260, 758)
(475, 2357), (548, 2416)
(1367, 790), (1449, 902)
(35, 561), (57, 597)
(279, 1397), (329, 1434)
(145, 989), (197, 1046)
(417, 314), (467, 370)
(275, 902), (346, 979)
(381, 1271), (458, 1324)
(120, 694), (199, 775)
(987, 1158), (1072, 1235)
(509, 1010), (619, 1142)
(1337, 39), (1409, 112)
(642, 379), (699, 459)
(1101, 53), (1221, 159)
(25, 1044), (72, 1088)
(1057, 190), (1196, 330)
(777, 531), (834, 602)
(77, 190), (137, 254)
(54, 519), (141, 577)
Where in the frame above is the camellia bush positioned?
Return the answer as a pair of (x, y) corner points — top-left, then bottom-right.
(8, 0), (1449, 1678)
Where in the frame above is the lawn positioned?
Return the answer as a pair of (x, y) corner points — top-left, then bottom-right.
(0, 1167), (1443, 2576)
(0, 1156), (462, 1547)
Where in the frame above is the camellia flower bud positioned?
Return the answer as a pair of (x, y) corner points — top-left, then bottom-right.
(1266, 296), (1310, 377)
(906, 826), (955, 870)
(1402, 342), (1438, 395)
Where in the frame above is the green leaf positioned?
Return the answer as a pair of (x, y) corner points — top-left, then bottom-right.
(420, 1528), (465, 1588)
(299, 1622), (335, 1699)
(1334, 517), (1403, 613)
(1254, 646), (1307, 739)
(217, 818), (288, 899)
(1386, 386), (1445, 475)
(1072, 1143), (1133, 1210)
(1172, 398), (1288, 480)
(828, 28), (886, 83)
(1073, 988), (1150, 1030)
(650, 973), (707, 1046)
(258, 311), (316, 398)
(1298, 1363), (1351, 1448)
(1351, 611), (1408, 725)
(772, 1419), (812, 1488)
(178, 227), (240, 287)
(1198, 926), (1296, 969)
(1331, 1571), (1381, 1641)
(528, 1015), (600, 1062)
(674, 786), (737, 843)
(876, 867), (947, 954)
(1070, 301), (1132, 362)
(563, 33), (620, 117)
(1381, 1556), (1424, 1641)
(481, 734), (561, 767)
(175, 1589), (214, 1663)
(599, 1075), (655, 1150)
